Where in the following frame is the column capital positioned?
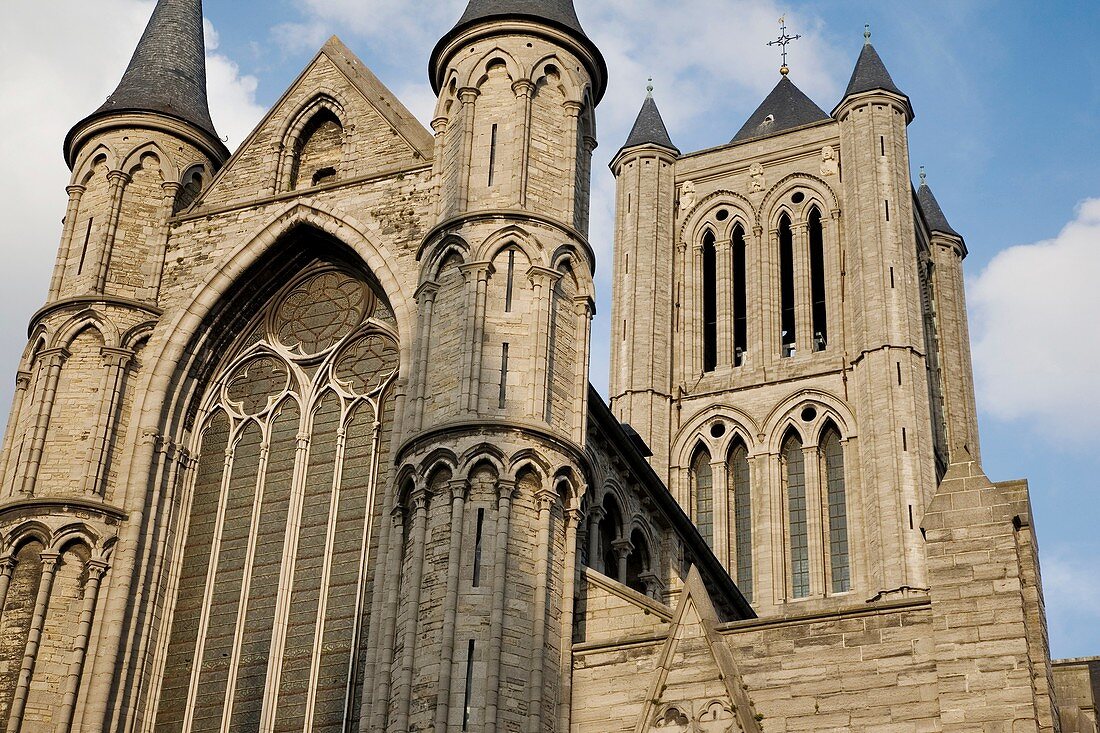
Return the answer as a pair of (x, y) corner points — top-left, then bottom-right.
(409, 487), (431, 512)
(512, 79), (535, 97)
(583, 135), (598, 153)
(86, 559), (110, 578)
(106, 170), (131, 186)
(100, 346), (135, 368)
(535, 489), (559, 512)
(563, 100), (584, 117)
(414, 280), (441, 304)
(448, 478), (471, 501)
(431, 116), (449, 134)
(65, 184), (87, 197)
(161, 180), (183, 195)
(587, 505), (606, 524)
(15, 371), (31, 390)
(457, 87), (480, 104)
(38, 551), (62, 569)
(496, 478), (518, 501)
(611, 538), (634, 560)
(459, 261), (494, 282)
(0, 556), (17, 575)
(527, 265), (562, 286)
(40, 347), (72, 366)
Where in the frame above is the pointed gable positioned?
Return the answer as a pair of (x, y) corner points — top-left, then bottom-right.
(634, 568), (762, 733)
(196, 36), (434, 211)
(731, 76), (829, 144)
(620, 95), (678, 155)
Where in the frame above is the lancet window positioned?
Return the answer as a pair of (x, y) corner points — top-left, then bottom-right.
(701, 231), (718, 372)
(783, 431), (810, 598)
(727, 439), (752, 601)
(809, 207), (828, 351)
(692, 448), (714, 548)
(778, 214), (796, 357)
(821, 425), (850, 593)
(155, 263), (399, 731)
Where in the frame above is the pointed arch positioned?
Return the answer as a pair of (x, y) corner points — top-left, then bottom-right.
(781, 429), (809, 598)
(778, 212), (796, 356)
(702, 230), (718, 372)
(691, 444), (714, 549)
(819, 421), (850, 593)
(120, 141), (177, 181)
(808, 206), (828, 351)
(464, 47), (521, 89)
(531, 55), (583, 101)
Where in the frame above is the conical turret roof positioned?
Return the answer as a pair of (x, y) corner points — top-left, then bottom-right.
(731, 76), (829, 144)
(916, 174), (962, 239)
(620, 93), (678, 155)
(843, 41), (905, 99)
(431, 0), (606, 102)
(66, 0), (222, 159)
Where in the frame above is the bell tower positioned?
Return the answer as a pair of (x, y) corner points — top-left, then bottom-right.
(364, 2), (606, 731)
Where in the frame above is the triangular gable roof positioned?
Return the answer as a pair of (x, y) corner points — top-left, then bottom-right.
(192, 36), (434, 211)
(731, 76), (830, 144)
(633, 567), (762, 733)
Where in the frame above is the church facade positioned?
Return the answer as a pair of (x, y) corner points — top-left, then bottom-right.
(0, 0), (1095, 731)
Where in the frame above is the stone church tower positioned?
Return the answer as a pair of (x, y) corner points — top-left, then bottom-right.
(0, 1), (1096, 732)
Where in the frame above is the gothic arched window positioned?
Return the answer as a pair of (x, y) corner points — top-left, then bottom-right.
(692, 447), (714, 548)
(782, 431), (809, 598)
(292, 109), (344, 189)
(821, 424), (850, 593)
(701, 231), (718, 372)
(809, 207), (828, 351)
(778, 214), (796, 357)
(732, 224), (748, 367)
(155, 264), (399, 730)
(727, 439), (752, 601)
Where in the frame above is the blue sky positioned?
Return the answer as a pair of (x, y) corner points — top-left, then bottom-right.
(2, 0), (1098, 657)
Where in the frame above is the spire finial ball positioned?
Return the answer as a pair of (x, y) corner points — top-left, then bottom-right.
(646, 77), (654, 97)
(864, 24), (872, 45)
(920, 166), (927, 185)
(780, 65), (790, 76)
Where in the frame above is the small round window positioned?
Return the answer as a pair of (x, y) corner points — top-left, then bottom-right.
(716, 209), (729, 221)
(800, 406), (818, 422)
(710, 422), (727, 438)
(791, 191), (806, 204)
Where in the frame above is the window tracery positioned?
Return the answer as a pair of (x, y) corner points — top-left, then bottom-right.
(156, 264), (398, 731)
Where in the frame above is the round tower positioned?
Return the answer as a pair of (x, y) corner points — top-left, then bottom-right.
(0, 1), (226, 730)
(361, 3), (604, 731)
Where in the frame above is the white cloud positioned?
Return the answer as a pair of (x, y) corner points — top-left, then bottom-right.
(970, 198), (1100, 443)
(1038, 544), (1100, 657)
(0, 0), (265, 414)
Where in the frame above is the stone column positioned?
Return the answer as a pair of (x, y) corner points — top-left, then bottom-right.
(557, 504), (581, 733)
(686, 243), (702, 377)
(572, 297), (594, 440)
(752, 225), (769, 367)
(793, 222), (813, 356)
(434, 478), (470, 732)
(48, 184), (87, 301)
(612, 538), (634, 585)
(150, 180), (182, 303)
(412, 282), (439, 431)
(393, 487), (431, 732)
(512, 80), (534, 207)
(18, 347), (70, 496)
(561, 101), (583, 222)
(6, 551), (60, 733)
(578, 136), (597, 232)
(457, 88), (479, 212)
(466, 264), (492, 414)
(527, 489), (558, 733)
(803, 444), (825, 597)
(0, 555), (17, 614)
(638, 572), (664, 600)
(711, 457), (730, 569)
(715, 237), (733, 368)
(54, 559), (109, 733)
(484, 479), (516, 733)
(83, 347), (133, 496)
(0, 371), (31, 494)
(368, 508), (406, 732)
(94, 170), (130, 295)
(528, 267), (559, 422)
(586, 506), (605, 573)
(431, 116), (449, 220)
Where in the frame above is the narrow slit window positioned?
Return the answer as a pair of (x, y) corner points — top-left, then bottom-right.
(902, 427), (908, 451)
(732, 225), (748, 366)
(808, 209), (828, 351)
(77, 218), (93, 275)
(462, 639), (476, 730)
(909, 504), (914, 530)
(625, 253), (629, 275)
(890, 267), (895, 288)
(488, 124), (498, 186)
(473, 508), (485, 587)
(885, 199), (891, 221)
(702, 232), (718, 372)
(622, 320), (627, 341)
(504, 249), (515, 312)
(627, 193), (632, 213)
(897, 362), (903, 385)
(880, 136), (885, 156)
(498, 343), (509, 409)
(779, 215), (796, 356)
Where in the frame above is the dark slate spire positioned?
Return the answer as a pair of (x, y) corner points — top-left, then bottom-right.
(844, 43), (904, 99)
(731, 76), (829, 144)
(916, 169), (962, 238)
(431, 0), (606, 101)
(620, 85), (678, 155)
(67, 0), (220, 156)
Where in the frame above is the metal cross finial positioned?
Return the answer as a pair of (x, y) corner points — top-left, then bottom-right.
(768, 16), (802, 76)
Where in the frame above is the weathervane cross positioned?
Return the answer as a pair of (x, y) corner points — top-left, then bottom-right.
(768, 15), (802, 76)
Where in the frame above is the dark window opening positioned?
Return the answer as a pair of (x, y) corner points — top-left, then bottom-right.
(783, 432), (809, 597)
(504, 249), (515, 312)
(77, 218), (93, 275)
(885, 199), (891, 221)
(472, 508), (485, 587)
(599, 496), (623, 577)
(902, 427), (908, 451)
(702, 232), (718, 372)
(488, 124), (498, 186)
(462, 639), (475, 730)
(732, 225), (747, 366)
(808, 209), (828, 351)
(311, 167), (337, 186)
(626, 529), (650, 595)
(729, 440), (752, 602)
(692, 448), (714, 548)
(890, 267), (896, 288)
(880, 136), (885, 156)
(779, 215), (796, 357)
(897, 362), (903, 386)
(498, 343), (509, 409)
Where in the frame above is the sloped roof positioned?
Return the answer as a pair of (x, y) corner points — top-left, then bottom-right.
(620, 95), (678, 155)
(731, 76), (830, 144)
(71, 0), (218, 144)
(431, 0), (606, 102)
(844, 42), (905, 98)
(916, 179), (962, 238)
